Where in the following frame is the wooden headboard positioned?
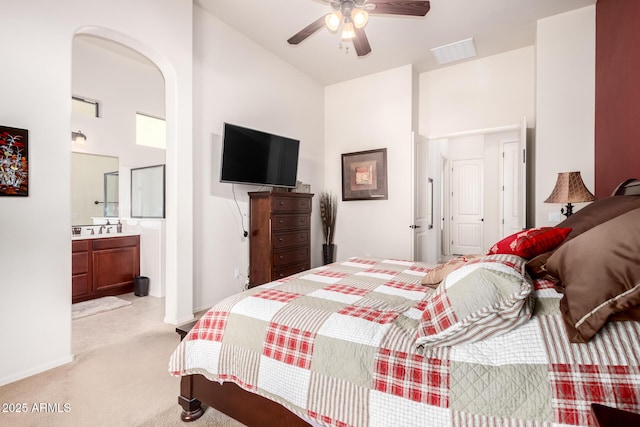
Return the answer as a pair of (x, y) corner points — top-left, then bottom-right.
(612, 178), (640, 196)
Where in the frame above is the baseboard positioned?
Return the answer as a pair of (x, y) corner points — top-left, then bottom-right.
(164, 313), (194, 326)
(0, 355), (74, 387)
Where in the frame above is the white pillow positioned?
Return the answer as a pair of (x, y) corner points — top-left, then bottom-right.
(415, 255), (535, 349)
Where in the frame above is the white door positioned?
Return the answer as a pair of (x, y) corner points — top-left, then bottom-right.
(450, 159), (484, 255)
(501, 141), (520, 238)
(412, 135), (430, 262)
(500, 116), (528, 236)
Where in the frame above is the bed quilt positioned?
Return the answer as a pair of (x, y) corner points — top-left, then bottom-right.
(169, 257), (640, 427)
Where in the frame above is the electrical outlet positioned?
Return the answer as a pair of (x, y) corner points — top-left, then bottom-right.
(234, 268), (240, 278)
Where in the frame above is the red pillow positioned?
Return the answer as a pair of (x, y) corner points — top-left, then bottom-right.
(488, 227), (572, 259)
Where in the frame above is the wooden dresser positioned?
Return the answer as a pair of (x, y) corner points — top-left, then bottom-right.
(249, 191), (313, 287)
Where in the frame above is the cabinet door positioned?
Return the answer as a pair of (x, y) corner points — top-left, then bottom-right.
(92, 246), (140, 292)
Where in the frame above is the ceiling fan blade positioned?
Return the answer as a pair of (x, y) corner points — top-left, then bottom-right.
(288, 16), (326, 45)
(353, 27), (372, 57)
(367, 0), (430, 17)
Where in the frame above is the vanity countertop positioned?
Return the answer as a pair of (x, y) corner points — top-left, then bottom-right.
(72, 231), (140, 241)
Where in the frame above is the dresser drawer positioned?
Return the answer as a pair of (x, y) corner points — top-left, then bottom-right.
(273, 230), (310, 249)
(272, 196), (311, 213)
(272, 214), (309, 231)
(273, 246), (309, 267)
(273, 262), (310, 280)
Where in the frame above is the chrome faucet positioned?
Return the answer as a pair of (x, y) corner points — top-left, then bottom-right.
(99, 225), (105, 234)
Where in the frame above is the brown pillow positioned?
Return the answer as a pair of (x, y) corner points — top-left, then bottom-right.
(527, 195), (640, 279)
(421, 255), (481, 288)
(558, 195), (640, 241)
(546, 208), (640, 343)
(525, 251), (553, 278)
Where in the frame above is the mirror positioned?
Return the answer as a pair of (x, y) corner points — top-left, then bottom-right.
(131, 164), (165, 218)
(71, 153), (119, 225)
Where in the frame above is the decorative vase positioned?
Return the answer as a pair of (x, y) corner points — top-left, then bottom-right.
(322, 243), (336, 265)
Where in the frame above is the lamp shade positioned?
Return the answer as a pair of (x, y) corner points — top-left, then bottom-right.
(352, 10), (368, 28)
(325, 12), (342, 32)
(545, 171), (595, 204)
(341, 21), (355, 40)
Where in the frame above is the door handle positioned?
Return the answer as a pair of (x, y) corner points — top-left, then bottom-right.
(409, 225), (422, 229)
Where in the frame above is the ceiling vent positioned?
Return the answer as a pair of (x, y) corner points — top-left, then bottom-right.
(431, 37), (477, 65)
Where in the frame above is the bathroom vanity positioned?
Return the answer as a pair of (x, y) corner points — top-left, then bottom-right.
(72, 233), (140, 303)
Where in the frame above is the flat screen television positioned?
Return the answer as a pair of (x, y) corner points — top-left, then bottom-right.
(220, 123), (300, 188)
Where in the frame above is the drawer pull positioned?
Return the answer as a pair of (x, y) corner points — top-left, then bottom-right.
(279, 255), (284, 259)
(278, 237), (284, 242)
(278, 220), (284, 224)
(279, 201), (285, 205)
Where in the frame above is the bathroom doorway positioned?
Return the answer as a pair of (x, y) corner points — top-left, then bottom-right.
(71, 34), (167, 315)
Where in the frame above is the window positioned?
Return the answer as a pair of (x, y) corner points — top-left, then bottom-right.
(72, 96), (100, 117)
(136, 113), (166, 149)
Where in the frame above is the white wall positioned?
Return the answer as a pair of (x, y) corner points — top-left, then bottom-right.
(325, 65), (415, 261)
(72, 38), (166, 166)
(535, 6), (595, 226)
(419, 47), (535, 137)
(191, 7), (325, 311)
(0, 0), (193, 386)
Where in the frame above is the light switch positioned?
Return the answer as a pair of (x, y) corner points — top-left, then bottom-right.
(548, 212), (562, 223)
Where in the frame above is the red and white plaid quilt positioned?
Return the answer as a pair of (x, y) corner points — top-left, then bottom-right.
(169, 258), (640, 426)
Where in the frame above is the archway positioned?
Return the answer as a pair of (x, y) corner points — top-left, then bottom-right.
(72, 26), (193, 326)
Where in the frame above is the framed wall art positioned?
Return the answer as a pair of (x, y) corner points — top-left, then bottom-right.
(341, 148), (388, 201)
(0, 125), (29, 197)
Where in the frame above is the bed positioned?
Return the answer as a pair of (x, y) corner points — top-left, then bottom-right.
(169, 179), (640, 427)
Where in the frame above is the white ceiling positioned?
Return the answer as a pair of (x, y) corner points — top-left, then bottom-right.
(196, 0), (595, 85)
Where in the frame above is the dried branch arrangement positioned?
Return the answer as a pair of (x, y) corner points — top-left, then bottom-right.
(319, 191), (337, 245)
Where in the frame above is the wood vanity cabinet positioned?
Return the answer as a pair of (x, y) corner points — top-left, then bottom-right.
(71, 235), (140, 303)
(72, 240), (91, 300)
(249, 192), (313, 288)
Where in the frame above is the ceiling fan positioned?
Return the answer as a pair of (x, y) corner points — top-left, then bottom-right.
(287, 0), (431, 57)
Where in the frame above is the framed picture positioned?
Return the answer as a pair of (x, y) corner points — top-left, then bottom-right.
(341, 148), (388, 201)
(0, 125), (29, 197)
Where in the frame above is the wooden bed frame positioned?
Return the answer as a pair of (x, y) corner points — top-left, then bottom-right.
(177, 178), (640, 426)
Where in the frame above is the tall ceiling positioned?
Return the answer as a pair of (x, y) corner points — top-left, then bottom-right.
(196, 0), (596, 85)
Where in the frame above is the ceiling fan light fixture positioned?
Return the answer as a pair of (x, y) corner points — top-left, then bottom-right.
(341, 21), (355, 40)
(325, 12), (342, 32)
(352, 10), (368, 29)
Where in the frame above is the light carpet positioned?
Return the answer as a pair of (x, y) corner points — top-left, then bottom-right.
(0, 293), (244, 426)
(72, 296), (131, 320)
